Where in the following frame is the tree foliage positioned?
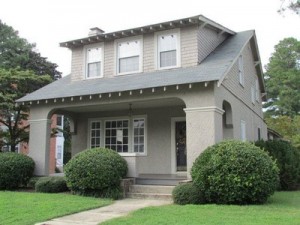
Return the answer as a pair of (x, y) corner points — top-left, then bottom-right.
(0, 20), (61, 79)
(278, 0), (300, 15)
(264, 37), (300, 117)
(0, 69), (51, 151)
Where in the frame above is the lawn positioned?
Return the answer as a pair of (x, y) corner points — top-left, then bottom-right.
(102, 191), (300, 225)
(0, 191), (112, 225)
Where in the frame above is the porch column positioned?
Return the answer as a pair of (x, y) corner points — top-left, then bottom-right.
(28, 118), (51, 176)
(184, 106), (224, 179)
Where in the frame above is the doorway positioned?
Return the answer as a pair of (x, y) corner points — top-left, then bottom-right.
(175, 121), (187, 171)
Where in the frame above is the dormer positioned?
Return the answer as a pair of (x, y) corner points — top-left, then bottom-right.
(60, 15), (235, 82)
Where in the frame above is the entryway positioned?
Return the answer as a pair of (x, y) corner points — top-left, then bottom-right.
(175, 121), (187, 172)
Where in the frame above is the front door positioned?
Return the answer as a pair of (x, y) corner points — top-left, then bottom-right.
(175, 121), (187, 171)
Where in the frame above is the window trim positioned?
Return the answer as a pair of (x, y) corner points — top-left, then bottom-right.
(84, 43), (104, 79)
(115, 36), (143, 76)
(87, 116), (147, 156)
(251, 85), (255, 104)
(155, 28), (181, 70)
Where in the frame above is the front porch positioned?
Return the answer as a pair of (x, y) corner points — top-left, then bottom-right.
(26, 82), (224, 179)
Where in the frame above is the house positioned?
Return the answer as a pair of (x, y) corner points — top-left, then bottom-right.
(16, 15), (267, 179)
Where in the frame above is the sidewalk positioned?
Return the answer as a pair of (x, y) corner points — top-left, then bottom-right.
(36, 198), (172, 225)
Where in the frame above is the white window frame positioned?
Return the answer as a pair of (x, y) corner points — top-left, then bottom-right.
(115, 36), (143, 76)
(240, 120), (246, 141)
(84, 43), (104, 79)
(155, 29), (181, 70)
(238, 55), (244, 86)
(87, 116), (147, 156)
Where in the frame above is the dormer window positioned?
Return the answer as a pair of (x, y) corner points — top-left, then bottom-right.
(85, 44), (103, 79)
(116, 37), (143, 75)
(156, 29), (180, 69)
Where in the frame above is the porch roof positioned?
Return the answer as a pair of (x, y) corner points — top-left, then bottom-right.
(17, 30), (254, 104)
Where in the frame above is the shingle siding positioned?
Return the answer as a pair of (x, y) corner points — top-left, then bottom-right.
(103, 41), (115, 78)
(71, 47), (84, 81)
(181, 25), (199, 67)
(197, 27), (228, 64)
(143, 33), (155, 72)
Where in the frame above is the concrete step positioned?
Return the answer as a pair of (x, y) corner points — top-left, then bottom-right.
(127, 192), (173, 200)
(135, 178), (183, 186)
(129, 184), (175, 194)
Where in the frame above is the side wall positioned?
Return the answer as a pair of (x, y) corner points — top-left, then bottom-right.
(215, 41), (267, 141)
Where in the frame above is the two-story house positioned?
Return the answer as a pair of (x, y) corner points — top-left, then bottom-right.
(17, 15), (267, 179)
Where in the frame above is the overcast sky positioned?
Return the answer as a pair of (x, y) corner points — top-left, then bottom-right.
(0, 0), (299, 76)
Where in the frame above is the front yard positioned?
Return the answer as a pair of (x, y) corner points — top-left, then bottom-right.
(0, 191), (112, 225)
(102, 191), (300, 225)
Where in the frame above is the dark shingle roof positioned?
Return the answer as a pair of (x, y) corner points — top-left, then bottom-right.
(17, 30), (254, 103)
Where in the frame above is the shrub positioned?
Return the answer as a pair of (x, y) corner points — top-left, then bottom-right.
(172, 182), (205, 205)
(0, 152), (35, 190)
(35, 177), (69, 193)
(191, 140), (279, 205)
(64, 148), (127, 199)
(255, 140), (300, 190)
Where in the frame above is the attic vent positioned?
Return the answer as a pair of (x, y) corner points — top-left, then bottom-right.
(88, 27), (105, 36)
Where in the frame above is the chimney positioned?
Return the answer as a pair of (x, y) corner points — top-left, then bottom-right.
(88, 27), (105, 36)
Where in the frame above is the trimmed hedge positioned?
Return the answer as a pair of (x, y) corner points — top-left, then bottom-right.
(35, 177), (69, 193)
(0, 152), (35, 190)
(64, 148), (127, 199)
(191, 140), (279, 205)
(172, 182), (205, 205)
(255, 140), (300, 190)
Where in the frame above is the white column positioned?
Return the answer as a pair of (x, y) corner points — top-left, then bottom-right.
(28, 119), (52, 176)
(184, 106), (224, 178)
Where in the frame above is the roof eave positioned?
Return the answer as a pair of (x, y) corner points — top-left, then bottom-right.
(60, 15), (235, 48)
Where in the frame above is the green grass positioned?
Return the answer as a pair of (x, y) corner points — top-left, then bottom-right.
(102, 192), (300, 225)
(0, 191), (112, 225)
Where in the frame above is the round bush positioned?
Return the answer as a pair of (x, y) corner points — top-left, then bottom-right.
(172, 182), (205, 205)
(255, 140), (300, 190)
(0, 152), (35, 190)
(35, 177), (69, 193)
(191, 140), (279, 205)
(64, 148), (127, 198)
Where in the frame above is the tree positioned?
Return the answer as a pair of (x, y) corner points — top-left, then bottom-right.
(266, 116), (300, 149)
(0, 69), (51, 152)
(264, 37), (300, 117)
(0, 20), (61, 79)
(278, 0), (300, 15)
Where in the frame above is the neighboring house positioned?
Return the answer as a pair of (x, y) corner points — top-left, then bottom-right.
(16, 15), (267, 178)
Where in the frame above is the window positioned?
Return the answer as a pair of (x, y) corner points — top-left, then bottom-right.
(88, 116), (146, 154)
(133, 118), (145, 153)
(105, 120), (129, 153)
(238, 55), (244, 86)
(240, 120), (246, 141)
(258, 127), (261, 140)
(157, 30), (180, 69)
(90, 121), (101, 148)
(255, 79), (260, 102)
(251, 86), (255, 104)
(86, 46), (103, 78)
(117, 39), (142, 75)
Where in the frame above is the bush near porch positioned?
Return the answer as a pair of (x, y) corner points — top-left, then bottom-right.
(65, 148), (127, 199)
(186, 140), (279, 205)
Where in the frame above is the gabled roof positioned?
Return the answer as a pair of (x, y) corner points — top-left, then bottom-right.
(60, 15), (235, 48)
(17, 30), (257, 104)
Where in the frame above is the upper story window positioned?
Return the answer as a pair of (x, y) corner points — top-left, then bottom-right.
(156, 29), (180, 69)
(238, 55), (244, 86)
(116, 37), (142, 75)
(85, 45), (103, 79)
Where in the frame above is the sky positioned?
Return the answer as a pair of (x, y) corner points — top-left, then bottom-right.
(0, 0), (299, 76)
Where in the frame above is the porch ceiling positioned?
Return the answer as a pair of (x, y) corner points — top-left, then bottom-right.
(58, 98), (185, 113)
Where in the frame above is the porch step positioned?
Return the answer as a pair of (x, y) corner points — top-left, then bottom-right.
(127, 184), (175, 200)
(135, 175), (187, 186)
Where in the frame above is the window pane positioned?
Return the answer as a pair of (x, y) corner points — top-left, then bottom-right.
(159, 34), (177, 52)
(160, 50), (176, 68)
(133, 119), (145, 153)
(105, 120), (129, 153)
(87, 47), (102, 63)
(119, 56), (139, 73)
(88, 62), (101, 78)
(90, 121), (101, 148)
(118, 40), (140, 58)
